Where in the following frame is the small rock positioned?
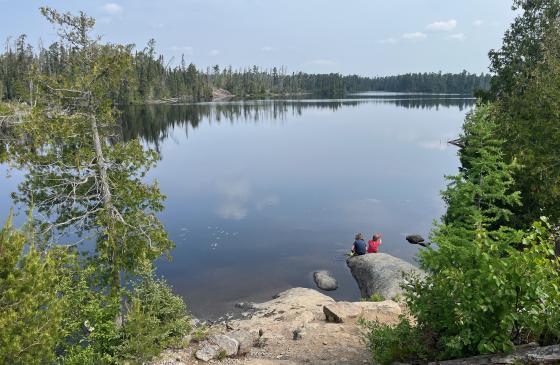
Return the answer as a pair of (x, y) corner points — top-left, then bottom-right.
(229, 330), (253, 355)
(405, 234), (425, 245)
(313, 270), (338, 291)
(208, 334), (239, 357)
(292, 328), (304, 340)
(195, 344), (220, 362)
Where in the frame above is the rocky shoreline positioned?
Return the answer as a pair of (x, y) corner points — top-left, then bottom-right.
(153, 287), (403, 365)
(151, 252), (419, 364)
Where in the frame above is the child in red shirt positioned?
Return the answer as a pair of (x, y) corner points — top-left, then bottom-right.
(368, 233), (382, 253)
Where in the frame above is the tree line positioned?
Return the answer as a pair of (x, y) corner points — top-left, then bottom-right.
(0, 35), (490, 104)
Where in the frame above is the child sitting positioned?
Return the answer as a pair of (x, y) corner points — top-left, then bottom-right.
(368, 233), (382, 253)
(351, 233), (367, 256)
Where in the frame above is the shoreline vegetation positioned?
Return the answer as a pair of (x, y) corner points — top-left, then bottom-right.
(1, 0), (560, 364)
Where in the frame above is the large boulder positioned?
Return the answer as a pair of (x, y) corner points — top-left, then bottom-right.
(313, 270), (338, 291)
(346, 253), (424, 300)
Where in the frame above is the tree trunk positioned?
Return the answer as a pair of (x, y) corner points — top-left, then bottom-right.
(90, 115), (120, 292)
(90, 115), (124, 323)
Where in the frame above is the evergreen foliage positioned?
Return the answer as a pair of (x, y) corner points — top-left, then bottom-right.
(364, 105), (560, 363)
(494, 22), (560, 226)
(0, 214), (67, 365)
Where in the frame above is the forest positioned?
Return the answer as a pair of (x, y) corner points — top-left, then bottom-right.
(0, 35), (490, 103)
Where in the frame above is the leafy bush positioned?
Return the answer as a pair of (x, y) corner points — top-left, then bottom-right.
(116, 275), (191, 363)
(362, 317), (428, 365)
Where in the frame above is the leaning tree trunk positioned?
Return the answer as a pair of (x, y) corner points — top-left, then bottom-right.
(90, 115), (120, 293)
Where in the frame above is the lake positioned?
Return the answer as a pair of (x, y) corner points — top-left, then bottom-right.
(0, 93), (474, 318)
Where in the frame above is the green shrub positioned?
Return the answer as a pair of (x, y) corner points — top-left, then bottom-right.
(362, 317), (428, 365)
(116, 276), (191, 363)
(56, 260), (121, 365)
(191, 325), (209, 342)
(360, 293), (385, 302)
(0, 215), (68, 365)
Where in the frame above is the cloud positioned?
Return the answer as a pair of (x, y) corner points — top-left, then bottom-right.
(426, 19), (457, 32)
(446, 33), (466, 41)
(473, 19), (483, 27)
(307, 59), (337, 66)
(209, 49), (220, 56)
(377, 37), (398, 45)
(215, 180), (250, 220)
(261, 46), (274, 52)
(402, 32), (427, 41)
(217, 180), (250, 201)
(216, 203), (248, 220)
(169, 45), (194, 55)
(102, 3), (123, 15)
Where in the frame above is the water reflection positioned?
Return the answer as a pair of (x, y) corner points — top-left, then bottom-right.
(120, 97), (475, 148)
(1, 94), (475, 318)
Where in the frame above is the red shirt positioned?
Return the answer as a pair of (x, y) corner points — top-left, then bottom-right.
(367, 240), (381, 253)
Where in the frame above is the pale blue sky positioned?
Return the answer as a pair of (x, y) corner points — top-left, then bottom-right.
(0, 0), (516, 75)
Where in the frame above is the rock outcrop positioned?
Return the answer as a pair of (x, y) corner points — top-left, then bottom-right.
(153, 287), (402, 364)
(323, 300), (402, 323)
(313, 270), (338, 291)
(346, 253), (424, 299)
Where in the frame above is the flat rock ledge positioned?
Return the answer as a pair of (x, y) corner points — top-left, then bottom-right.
(152, 287), (400, 364)
(346, 253), (425, 300)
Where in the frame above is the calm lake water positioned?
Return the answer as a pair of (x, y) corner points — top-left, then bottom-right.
(0, 93), (474, 318)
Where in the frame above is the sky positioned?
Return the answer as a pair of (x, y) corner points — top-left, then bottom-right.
(0, 0), (517, 76)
